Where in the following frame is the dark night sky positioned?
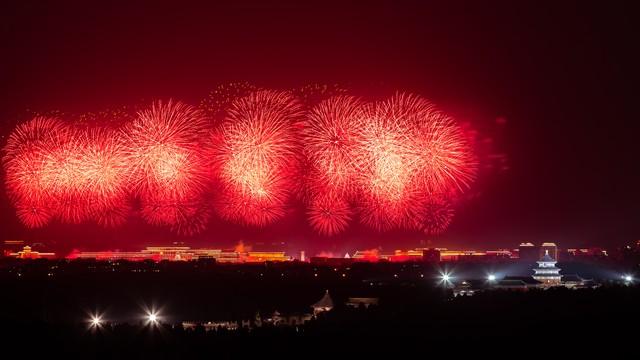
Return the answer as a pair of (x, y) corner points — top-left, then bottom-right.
(1, 1), (639, 254)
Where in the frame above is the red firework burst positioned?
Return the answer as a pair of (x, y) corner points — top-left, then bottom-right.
(216, 188), (288, 227)
(213, 90), (303, 226)
(140, 192), (211, 235)
(404, 95), (477, 193)
(76, 128), (131, 226)
(3, 88), (477, 238)
(124, 100), (210, 232)
(14, 198), (54, 228)
(354, 93), (476, 231)
(421, 197), (455, 235)
(124, 100), (209, 198)
(3, 117), (73, 227)
(3, 117), (66, 201)
(307, 193), (352, 236)
(303, 96), (362, 196)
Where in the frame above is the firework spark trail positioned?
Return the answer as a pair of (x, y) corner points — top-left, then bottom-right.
(421, 196), (455, 235)
(2, 89), (477, 237)
(124, 100), (209, 198)
(303, 96), (362, 196)
(123, 100), (211, 233)
(213, 90), (304, 225)
(3, 117), (67, 205)
(352, 93), (476, 231)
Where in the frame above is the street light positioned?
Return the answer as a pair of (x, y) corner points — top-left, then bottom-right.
(487, 274), (496, 282)
(438, 271), (454, 287)
(146, 310), (160, 326)
(88, 313), (102, 329)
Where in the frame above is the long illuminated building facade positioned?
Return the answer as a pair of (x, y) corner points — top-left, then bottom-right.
(66, 247), (292, 263)
(349, 248), (514, 263)
(56, 246), (517, 263)
(3, 240), (609, 265)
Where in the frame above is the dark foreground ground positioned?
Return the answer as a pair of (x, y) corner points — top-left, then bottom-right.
(1, 259), (638, 358)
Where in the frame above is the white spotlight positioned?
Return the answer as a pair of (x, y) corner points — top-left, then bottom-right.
(88, 314), (102, 328)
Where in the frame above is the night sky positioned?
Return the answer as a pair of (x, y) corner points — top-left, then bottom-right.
(1, 1), (639, 254)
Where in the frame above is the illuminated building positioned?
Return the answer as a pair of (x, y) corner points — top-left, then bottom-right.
(453, 280), (478, 297)
(540, 242), (558, 261)
(346, 297), (379, 308)
(66, 246), (290, 263)
(10, 245), (56, 259)
(312, 290), (334, 315)
(387, 249), (424, 262)
(271, 311), (313, 326)
(532, 250), (562, 286)
(2, 240), (25, 257)
(352, 250), (380, 262)
(565, 248), (608, 258)
(318, 247), (518, 263)
(437, 249), (512, 262)
(245, 251), (291, 262)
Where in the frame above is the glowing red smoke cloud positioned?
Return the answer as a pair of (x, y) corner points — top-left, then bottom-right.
(2, 89), (477, 238)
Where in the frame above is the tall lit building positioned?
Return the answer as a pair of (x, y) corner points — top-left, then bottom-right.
(532, 250), (562, 286)
(540, 242), (558, 261)
(10, 245), (56, 259)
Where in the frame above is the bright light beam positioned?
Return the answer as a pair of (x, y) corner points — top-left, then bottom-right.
(146, 311), (160, 326)
(89, 314), (102, 328)
(438, 271), (454, 287)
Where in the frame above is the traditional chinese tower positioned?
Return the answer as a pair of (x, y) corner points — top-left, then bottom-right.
(532, 250), (562, 286)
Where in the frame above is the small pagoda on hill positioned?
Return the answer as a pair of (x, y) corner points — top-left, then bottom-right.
(312, 290), (334, 315)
